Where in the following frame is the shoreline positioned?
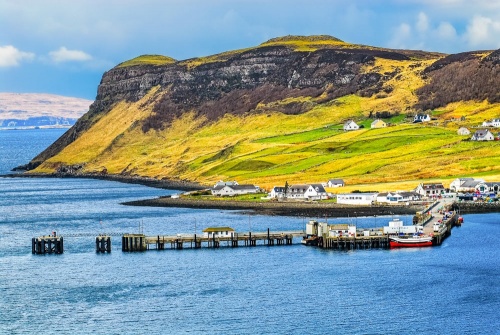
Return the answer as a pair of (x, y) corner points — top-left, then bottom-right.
(0, 172), (207, 191)
(124, 197), (423, 218)
(3, 172), (500, 217)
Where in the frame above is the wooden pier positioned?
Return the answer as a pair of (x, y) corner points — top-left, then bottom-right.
(121, 229), (304, 252)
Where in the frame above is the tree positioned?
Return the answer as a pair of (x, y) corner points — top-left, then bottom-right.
(284, 181), (289, 199)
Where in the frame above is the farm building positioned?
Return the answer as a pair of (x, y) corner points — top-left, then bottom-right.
(211, 184), (258, 196)
(457, 127), (470, 136)
(343, 120), (359, 131)
(371, 119), (387, 128)
(413, 114), (431, 123)
(327, 179), (345, 187)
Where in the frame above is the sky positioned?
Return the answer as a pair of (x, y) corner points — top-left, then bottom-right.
(1, 0), (500, 100)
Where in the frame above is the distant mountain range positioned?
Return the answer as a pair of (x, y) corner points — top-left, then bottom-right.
(0, 93), (92, 129)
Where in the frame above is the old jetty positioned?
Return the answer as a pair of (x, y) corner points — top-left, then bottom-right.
(122, 229), (304, 251)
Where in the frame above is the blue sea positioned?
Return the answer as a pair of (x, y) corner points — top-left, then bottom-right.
(0, 129), (499, 334)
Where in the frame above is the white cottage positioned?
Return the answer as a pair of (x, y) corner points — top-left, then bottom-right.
(327, 179), (345, 188)
(482, 119), (500, 127)
(413, 114), (431, 123)
(449, 178), (484, 192)
(343, 120), (359, 131)
(288, 184), (328, 200)
(269, 186), (286, 199)
(457, 127), (470, 136)
(414, 183), (445, 197)
(211, 184), (258, 196)
(471, 129), (494, 141)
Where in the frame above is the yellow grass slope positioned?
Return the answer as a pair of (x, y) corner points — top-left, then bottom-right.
(33, 55), (500, 191)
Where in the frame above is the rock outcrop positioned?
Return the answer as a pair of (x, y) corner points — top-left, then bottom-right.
(27, 38), (419, 168)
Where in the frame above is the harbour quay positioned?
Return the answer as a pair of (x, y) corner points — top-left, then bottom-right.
(31, 200), (463, 254)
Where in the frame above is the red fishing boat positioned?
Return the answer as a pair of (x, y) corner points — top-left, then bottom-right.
(389, 235), (433, 248)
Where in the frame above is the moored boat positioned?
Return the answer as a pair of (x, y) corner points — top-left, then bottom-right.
(389, 235), (433, 248)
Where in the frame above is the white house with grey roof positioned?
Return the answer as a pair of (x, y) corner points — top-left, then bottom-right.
(211, 184), (258, 197)
(343, 120), (359, 131)
(269, 186), (286, 199)
(413, 114), (431, 123)
(287, 184), (328, 200)
(482, 119), (500, 127)
(450, 178), (484, 192)
(471, 129), (494, 141)
(327, 179), (345, 187)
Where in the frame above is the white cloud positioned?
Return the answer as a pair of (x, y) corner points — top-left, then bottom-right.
(389, 23), (412, 49)
(0, 45), (35, 67)
(436, 22), (457, 40)
(464, 15), (500, 48)
(49, 47), (92, 63)
(416, 12), (429, 33)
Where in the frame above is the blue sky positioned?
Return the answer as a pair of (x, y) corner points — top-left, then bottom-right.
(1, 0), (500, 100)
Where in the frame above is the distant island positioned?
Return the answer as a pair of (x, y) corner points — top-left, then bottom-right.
(0, 93), (92, 130)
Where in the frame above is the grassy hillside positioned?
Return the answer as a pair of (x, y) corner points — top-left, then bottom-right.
(32, 37), (500, 191)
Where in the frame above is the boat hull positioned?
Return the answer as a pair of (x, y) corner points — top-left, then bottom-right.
(389, 236), (433, 248)
(390, 240), (433, 248)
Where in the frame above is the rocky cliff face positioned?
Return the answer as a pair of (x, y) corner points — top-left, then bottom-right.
(28, 41), (418, 169)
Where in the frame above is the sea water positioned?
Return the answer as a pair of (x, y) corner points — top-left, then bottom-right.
(0, 129), (499, 334)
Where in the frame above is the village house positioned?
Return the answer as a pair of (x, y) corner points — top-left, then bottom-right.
(482, 118), (500, 127)
(336, 193), (377, 205)
(474, 181), (500, 194)
(371, 119), (387, 129)
(376, 191), (421, 204)
(213, 180), (239, 187)
(287, 184), (328, 200)
(413, 114), (431, 123)
(211, 184), (258, 197)
(457, 127), (470, 136)
(202, 227), (235, 238)
(326, 179), (345, 188)
(449, 178), (484, 192)
(343, 120), (359, 131)
(471, 129), (494, 141)
(269, 186), (286, 199)
(414, 183), (445, 197)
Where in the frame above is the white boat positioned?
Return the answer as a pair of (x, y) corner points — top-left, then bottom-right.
(390, 235), (433, 248)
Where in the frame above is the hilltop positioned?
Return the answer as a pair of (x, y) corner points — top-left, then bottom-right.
(21, 36), (500, 190)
